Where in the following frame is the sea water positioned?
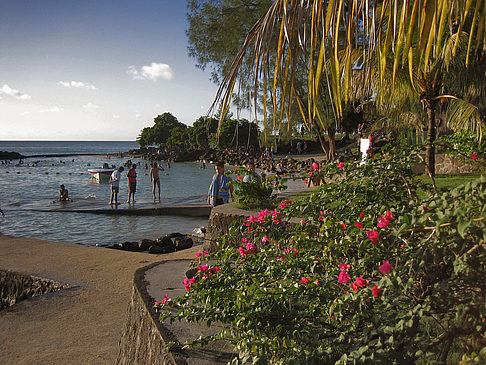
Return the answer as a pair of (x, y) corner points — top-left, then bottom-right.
(0, 141), (215, 246)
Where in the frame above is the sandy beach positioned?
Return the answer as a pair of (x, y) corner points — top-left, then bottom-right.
(0, 234), (199, 364)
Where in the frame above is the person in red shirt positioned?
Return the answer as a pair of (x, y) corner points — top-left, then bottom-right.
(126, 164), (137, 204)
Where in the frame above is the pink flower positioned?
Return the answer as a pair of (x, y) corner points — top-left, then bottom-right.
(203, 251), (209, 256)
(238, 247), (247, 256)
(423, 206), (429, 212)
(366, 230), (380, 243)
(337, 162), (345, 170)
(312, 162), (319, 170)
(241, 237), (248, 244)
(372, 286), (382, 297)
(471, 153), (479, 160)
(379, 260), (393, 274)
(248, 215), (257, 223)
(245, 242), (255, 251)
(377, 217), (389, 228)
(315, 279), (319, 285)
(318, 216), (324, 221)
(279, 202), (286, 209)
(338, 270), (351, 283)
(342, 224), (347, 230)
(384, 210), (393, 221)
(354, 222), (363, 229)
(154, 301), (160, 306)
(261, 236), (269, 243)
(300, 276), (310, 284)
(350, 282), (359, 293)
(195, 252), (202, 258)
(355, 276), (369, 287)
(360, 212), (365, 219)
(340, 263), (350, 271)
(161, 294), (169, 304)
(197, 265), (209, 271)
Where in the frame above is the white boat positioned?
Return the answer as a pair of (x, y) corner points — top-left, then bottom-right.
(88, 168), (113, 183)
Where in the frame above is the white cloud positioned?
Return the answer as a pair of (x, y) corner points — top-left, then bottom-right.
(0, 84), (31, 100)
(127, 62), (174, 81)
(83, 102), (100, 113)
(40, 106), (63, 113)
(57, 81), (97, 90)
(112, 114), (120, 119)
(135, 113), (141, 119)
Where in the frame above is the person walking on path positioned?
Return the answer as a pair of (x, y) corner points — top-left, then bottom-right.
(109, 166), (124, 205)
(126, 164), (137, 204)
(150, 161), (164, 202)
(207, 161), (233, 207)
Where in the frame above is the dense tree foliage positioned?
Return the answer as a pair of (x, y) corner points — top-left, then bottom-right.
(186, 0), (273, 83)
(137, 113), (260, 150)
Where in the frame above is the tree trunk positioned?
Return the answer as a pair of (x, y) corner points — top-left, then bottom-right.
(425, 101), (437, 178)
(327, 127), (336, 160)
(311, 119), (329, 157)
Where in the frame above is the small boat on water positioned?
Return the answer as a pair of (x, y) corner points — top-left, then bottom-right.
(88, 163), (113, 183)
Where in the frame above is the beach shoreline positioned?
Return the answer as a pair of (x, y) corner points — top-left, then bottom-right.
(0, 233), (198, 364)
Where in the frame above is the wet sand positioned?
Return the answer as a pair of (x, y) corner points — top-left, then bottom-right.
(0, 234), (199, 364)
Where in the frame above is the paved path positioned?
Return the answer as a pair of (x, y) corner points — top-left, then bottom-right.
(0, 234), (199, 365)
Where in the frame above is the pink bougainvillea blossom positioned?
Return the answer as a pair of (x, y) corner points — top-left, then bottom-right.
(161, 294), (169, 304)
(366, 230), (380, 243)
(154, 301), (159, 306)
(241, 237), (248, 244)
(203, 251), (209, 256)
(245, 242), (255, 251)
(471, 153), (479, 160)
(379, 260), (393, 274)
(238, 247), (247, 257)
(355, 276), (369, 287)
(360, 211), (365, 219)
(312, 162), (319, 170)
(350, 282), (359, 293)
(195, 252), (202, 258)
(340, 263), (350, 271)
(377, 217), (389, 228)
(342, 224), (347, 230)
(372, 286), (382, 297)
(300, 276), (310, 285)
(354, 222), (363, 229)
(183, 278), (196, 291)
(315, 279), (319, 285)
(384, 210), (393, 221)
(261, 236), (269, 243)
(338, 270), (351, 283)
(337, 162), (345, 170)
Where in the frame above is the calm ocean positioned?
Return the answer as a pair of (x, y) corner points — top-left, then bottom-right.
(0, 141), (214, 246)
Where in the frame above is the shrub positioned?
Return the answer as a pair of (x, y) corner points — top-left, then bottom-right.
(157, 145), (486, 364)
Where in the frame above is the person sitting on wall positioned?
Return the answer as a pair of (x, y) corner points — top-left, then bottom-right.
(59, 184), (73, 202)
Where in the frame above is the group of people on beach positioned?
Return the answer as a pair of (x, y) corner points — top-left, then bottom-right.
(109, 161), (165, 205)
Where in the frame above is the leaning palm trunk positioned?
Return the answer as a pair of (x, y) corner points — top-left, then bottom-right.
(425, 100), (437, 178)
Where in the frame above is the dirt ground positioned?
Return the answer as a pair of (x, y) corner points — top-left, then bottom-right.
(0, 234), (198, 365)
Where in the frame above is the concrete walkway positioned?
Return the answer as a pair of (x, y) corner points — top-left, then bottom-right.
(0, 234), (199, 364)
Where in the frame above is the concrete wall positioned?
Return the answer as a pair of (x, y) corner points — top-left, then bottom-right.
(115, 264), (188, 365)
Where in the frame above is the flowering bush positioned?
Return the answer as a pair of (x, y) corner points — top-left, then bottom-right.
(229, 167), (287, 210)
(158, 146), (486, 364)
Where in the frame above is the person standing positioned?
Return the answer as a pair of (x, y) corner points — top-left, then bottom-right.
(126, 164), (137, 204)
(207, 161), (233, 206)
(109, 166), (124, 205)
(150, 161), (164, 202)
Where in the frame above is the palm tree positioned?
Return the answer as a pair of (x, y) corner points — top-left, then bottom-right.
(211, 0), (486, 175)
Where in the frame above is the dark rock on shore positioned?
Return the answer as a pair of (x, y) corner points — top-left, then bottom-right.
(0, 151), (25, 161)
(175, 237), (193, 251)
(120, 241), (140, 252)
(139, 239), (156, 251)
(155, 235), (176, 253)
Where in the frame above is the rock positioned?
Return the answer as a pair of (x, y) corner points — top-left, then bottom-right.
(120, 241), (140, 252)
(139, 239), (156, 251)
(148, 245), (165, 254)
(156, 235), (176, 253)
(169, 232), (185, 239)
(106, 243), (123, 250)
(175, 237), (193, 251)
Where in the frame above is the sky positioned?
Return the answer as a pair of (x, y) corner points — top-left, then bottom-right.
(0, 0), (221, 141)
